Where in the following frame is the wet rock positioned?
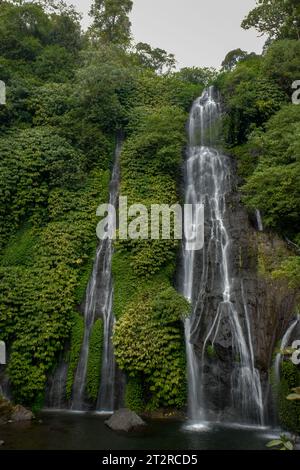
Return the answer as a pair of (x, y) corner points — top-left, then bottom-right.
(0, 440), (4, 446)
(105, 408), (146, 432)
(0, 397), (13, 424)
(0, 397), (34, 424)
(11, 405), (34, 422)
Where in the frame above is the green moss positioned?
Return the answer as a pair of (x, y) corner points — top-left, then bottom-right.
(31, 392), (45, 414)
(86, 319), (104, 402)
(125, 376), (145, 413)
(207, 345), (217, 359)
(66, 313), (84, 400)
(277, 361), (300, 434)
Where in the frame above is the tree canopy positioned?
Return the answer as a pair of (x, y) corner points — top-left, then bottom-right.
(89, 0), (133, 45)
(242, 0), (300, 41)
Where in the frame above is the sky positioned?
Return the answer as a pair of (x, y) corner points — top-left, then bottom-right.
(68, 0), (265, 69)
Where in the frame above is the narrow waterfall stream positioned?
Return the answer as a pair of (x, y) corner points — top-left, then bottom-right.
(255, 209), (264, 232)
(182, 87), (264, 427)
(71, 140), (121, 412)
(96, 139), (122, 413)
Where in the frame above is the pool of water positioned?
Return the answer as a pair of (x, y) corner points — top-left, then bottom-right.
(0, 411), (280, 450)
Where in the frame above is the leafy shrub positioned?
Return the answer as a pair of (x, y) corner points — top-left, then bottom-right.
(277, 361), (300, 434)
(86, 319), (104, 402)
(125, 376), (145, 413)
(66, 313), (85, 400)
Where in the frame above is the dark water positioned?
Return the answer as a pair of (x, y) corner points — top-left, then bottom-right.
(0, 411), (278, 450)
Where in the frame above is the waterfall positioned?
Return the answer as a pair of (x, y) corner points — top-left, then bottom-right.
(274, 315), (300, 383)
(182, 87), (264, 426)
(47, 358), (68, 409)
(71, 139), (121, 412)
(96, 139), (121, 413)
(71, 243), (104, 410)
(255, 209), (264, 232)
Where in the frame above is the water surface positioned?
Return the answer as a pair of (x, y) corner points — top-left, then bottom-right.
(0, 411), (277, 450)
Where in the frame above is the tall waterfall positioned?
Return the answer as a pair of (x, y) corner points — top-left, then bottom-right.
(96, 139), (121, 412)
(71, 140), (121, 412)
(182, 87), (264, 426)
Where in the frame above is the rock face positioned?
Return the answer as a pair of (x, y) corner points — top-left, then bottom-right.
(0, 397), (34, 424)
(179, 165), (299, 423)
(105, 409), (146, 432)
(10, 405), (34, 422)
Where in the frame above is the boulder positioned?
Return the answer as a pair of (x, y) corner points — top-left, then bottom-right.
(105, 408), (146, 432)
(11, 405), (34, 422)
(0, 396), (34, 424)
(0, 397), (13, 425)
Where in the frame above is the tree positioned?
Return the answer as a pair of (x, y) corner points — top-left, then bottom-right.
(242, 0), (300, 41)
(242, 105), (300, 239)
(135, 42), (176, 74)
(221, 49), (254, 71)
(262, 39), (300, 95)
(89, 0), (133, 45)
(174, 67), (217, 86)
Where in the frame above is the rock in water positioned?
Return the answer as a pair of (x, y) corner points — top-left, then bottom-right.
(0, 397), (34, 423)
(11, 405), (34, 422)
(105, 409), (146, 432)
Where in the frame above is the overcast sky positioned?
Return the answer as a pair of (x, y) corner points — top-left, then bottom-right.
(68, 0), (264, 69)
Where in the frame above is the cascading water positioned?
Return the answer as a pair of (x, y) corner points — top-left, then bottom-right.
(255, 210), (264, 232)
(71, 243), (104, 410)
(71, 140), (121, 412)
(274, 315), (300, 383)
(47, 359), (68, 409)
(96, 140), (122, 413)
(182, 87), (264, 426)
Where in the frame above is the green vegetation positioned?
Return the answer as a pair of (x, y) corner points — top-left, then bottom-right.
(0, 0), (299, 425)
(125, 376), (145, 413)
(66, 313), (84, 400)
(216, 3), (300, 434)
(216, 32), (300, 298)
(242, 0), (300, 41)
(0, 0), (208, 408)
(267, 434), (295, 451)
(86, 319), (104, 402)
(112, 88), (196, 410)
(277, 362), (300, 434)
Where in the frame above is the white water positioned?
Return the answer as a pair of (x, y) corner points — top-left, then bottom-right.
(274, 315), (300, 383)
(71, 243), (105, 410)
(255, 210), (264, 232)
(71, 140), (121, 412)
(96, 140), (122, 412)
(183, 87), (264, 426)
(48, 361), (68, 409)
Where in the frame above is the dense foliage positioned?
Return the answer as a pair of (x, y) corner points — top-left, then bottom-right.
(277, 361), (300, 434)
(112, 86), (196, 409)
(216, 36), (300, 287)
(0, 0), (205, 407)
(86, 319), (104, 402)
(0, 0), (299, 426)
